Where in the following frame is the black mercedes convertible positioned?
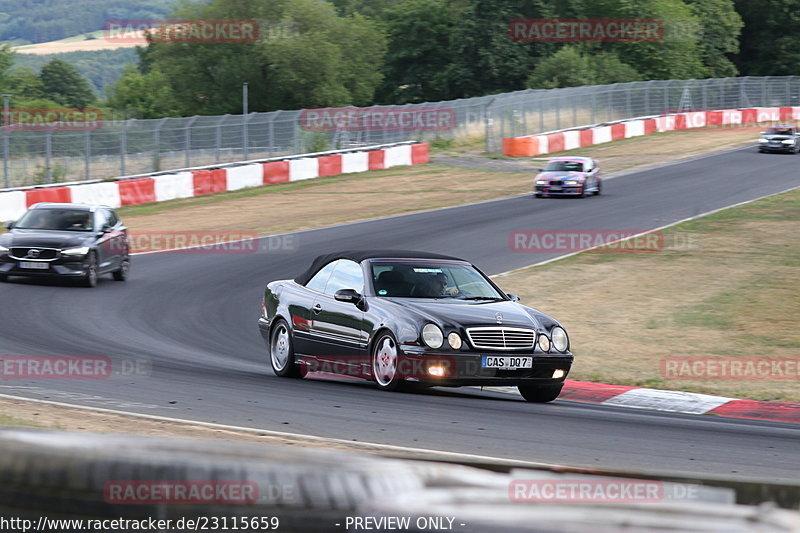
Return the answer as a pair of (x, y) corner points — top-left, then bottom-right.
(257, 250), (573, 402)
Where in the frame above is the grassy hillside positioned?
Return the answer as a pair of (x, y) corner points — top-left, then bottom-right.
(0, 0), (184, 44)
(14, 48), (139, 96)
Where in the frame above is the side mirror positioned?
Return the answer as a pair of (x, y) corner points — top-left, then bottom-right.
(507, 293), (521, 302)
(334, 288), (362, 305)
(3, 221), (14, 230)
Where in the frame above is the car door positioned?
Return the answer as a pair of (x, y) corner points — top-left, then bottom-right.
(105, 209), (127, 268)
(93, 209), (118, 272)
(310, 260), (369, 368)
(293, 261), (338, 356)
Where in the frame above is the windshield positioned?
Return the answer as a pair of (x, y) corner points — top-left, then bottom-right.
(765, 127), (795, 135)
(543, 160), (585, 172)
(15, 208), (94, 232)
(371, 261), (504, 300)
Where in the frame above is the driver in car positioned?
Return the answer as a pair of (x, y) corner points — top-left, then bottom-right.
(431, 272), (460, 297)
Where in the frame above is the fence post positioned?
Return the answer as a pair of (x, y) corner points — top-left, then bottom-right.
(484, 98), (495, 153)
(84, 130), (91, 180)
(120, 121), (129, 176)
(268, 114), (275, 157)
(243, 114), (254, 159)
(185, 116), (198, 167)
(153, 118), (166, 173)
(2, 130), (8, 188)
(215, 114), (229, 163)
(45, 132), (53, 183)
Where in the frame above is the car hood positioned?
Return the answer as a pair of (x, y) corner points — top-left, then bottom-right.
(0, 229), (94, 249)
(383, 298), (557, 331)
(536, 171), (586, 181)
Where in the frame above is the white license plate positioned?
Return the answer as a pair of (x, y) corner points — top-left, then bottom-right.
(19, 262), (49, 270)
(482, 356), (533, 369)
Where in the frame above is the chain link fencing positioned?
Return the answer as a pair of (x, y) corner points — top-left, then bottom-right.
(3, 76), (800, 188)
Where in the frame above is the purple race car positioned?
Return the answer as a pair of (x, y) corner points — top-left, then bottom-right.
(534, 157), (602, 198)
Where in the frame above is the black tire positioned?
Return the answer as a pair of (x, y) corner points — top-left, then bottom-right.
(112, 258), (130, 281)
(593, 179), (602, 196)
(81, 252), (98, 288)
(270, 319), (301, 378)
(518, 383), (563, 403)
(371, 331), (405, 392)
(534, 193), (543, 198)
(0, 274), (7, 282)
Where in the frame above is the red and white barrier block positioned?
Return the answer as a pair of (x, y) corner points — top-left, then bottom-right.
(0, 143), (429, 221)
(502, 107), (800, 157)
(556, 380), (800, 424)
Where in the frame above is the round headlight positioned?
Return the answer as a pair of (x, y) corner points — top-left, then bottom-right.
(422, 324), (444, 349)
(551, 326), (569, 352)
(447, 332), (462, 350)
(538, 334), (551, 352)
(758, 138), (768, 143)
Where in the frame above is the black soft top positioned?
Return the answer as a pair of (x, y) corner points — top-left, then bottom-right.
(294, 250), (465, 285)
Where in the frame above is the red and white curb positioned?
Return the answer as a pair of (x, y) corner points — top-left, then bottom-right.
(491, 380), (800, 424)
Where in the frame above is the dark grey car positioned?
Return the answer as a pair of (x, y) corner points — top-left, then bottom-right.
(0, 202), (130, 287)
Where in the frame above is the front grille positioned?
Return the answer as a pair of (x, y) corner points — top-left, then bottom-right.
(549, 181), (563, 186)
(466, 327), (536, 351)
(10, 247), (60, 260)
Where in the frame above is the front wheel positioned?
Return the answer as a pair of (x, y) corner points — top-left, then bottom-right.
(81, 252), (98, 288)
(270, 319), (300, 378)
(593, 179), (602, 196)
(372, 332), (405, 391)
(518, 383), (563, 403)
(112, 258), (130, 281)
(0, 274), (7, 282)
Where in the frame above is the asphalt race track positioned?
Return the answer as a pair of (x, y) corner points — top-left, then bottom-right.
(0, 146), (798, 482)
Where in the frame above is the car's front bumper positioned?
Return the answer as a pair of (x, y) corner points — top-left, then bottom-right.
(400, 350), (573, 386)
(0, 256), (91, 277)
(535, 184), (585, 196)
(759, 144), (795, 152)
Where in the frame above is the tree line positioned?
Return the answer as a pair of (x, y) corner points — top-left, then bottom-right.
(0, 0), (797, 118)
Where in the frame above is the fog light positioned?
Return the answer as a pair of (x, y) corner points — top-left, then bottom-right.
(428, 365), (446, 377)
(552, 369), (566, 379)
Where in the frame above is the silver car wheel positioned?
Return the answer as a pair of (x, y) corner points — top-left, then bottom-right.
(271, 324), (291, 372)
(373, 336), (398, 387)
